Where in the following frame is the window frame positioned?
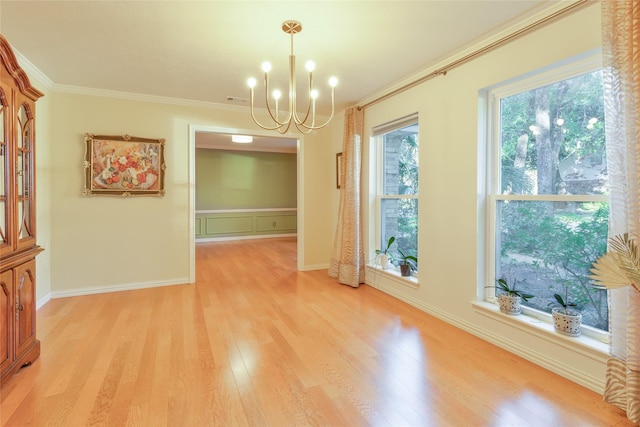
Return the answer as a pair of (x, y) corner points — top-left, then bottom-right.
(482, 52), (609, 342)
(371, 114), (419, 276)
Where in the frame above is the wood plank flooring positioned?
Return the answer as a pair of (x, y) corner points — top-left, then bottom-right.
(0, 237), (633, 426)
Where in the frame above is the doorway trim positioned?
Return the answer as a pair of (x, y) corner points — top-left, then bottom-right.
(187, 125), (304, 282)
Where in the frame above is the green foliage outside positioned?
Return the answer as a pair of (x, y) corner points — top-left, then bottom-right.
(496, 69), (609, 330)
(394, 134), (418, 267)
(499, 201), (609, 329)
(381, 130), (419, 269)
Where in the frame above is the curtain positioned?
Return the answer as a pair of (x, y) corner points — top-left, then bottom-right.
(329, 107), (365, 287)
(601, 1), (640, 423)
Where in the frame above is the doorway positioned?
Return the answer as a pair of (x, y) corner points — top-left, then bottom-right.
(188, 125), (303, 282)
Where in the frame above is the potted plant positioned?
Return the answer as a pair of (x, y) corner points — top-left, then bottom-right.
(550, 287), (582, 337)
(397, 248), (417, 277)
(487, 278), (534, 315)
(375, 236), (395, 269)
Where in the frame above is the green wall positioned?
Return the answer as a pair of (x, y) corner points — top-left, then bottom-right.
(196, 149), (297, 210)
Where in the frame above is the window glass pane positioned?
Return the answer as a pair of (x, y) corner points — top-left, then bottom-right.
(381, 198), (418, 269)
(375, 119), (418, 272)
(383, 125), (418, 195)
(499, 70), (607, 196)
(496, 200), (609, 330)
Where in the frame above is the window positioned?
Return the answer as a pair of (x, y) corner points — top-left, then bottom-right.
(486, 62), (609, 332)
(373, 114), (419, 271)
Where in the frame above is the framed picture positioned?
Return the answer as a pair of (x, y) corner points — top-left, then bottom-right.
(336, 152), (343, 189)
(84, 134), (166, 196)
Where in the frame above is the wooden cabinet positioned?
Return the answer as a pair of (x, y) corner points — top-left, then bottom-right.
(0, 34), (44, 384)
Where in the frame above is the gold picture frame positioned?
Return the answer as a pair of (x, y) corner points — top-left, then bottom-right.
(83, 133), (166, 197)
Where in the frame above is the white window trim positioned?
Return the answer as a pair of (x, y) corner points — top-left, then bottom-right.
(480, 50), (610, 345)
(370, 115), (419, 280)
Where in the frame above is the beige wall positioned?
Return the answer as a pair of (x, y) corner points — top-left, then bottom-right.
(31, 91), (334, 296)
(34, 76), (52, 306)
(363, 3), (605, 392)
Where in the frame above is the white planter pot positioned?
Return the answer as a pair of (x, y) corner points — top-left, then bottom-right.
(378, 253), (391, 269)
(552, 308), (582, 337)
(497, 294), (521, 315)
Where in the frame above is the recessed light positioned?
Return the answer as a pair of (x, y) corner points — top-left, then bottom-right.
(232, 135), (253, 143)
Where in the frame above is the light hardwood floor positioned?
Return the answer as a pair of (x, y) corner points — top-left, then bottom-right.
(0, 237), (633, 426)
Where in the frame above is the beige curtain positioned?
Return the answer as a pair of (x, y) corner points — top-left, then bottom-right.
(329, 107), (365, 287)
(601, 1), (640, 423)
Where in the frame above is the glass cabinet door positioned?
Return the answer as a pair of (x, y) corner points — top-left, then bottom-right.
(0, 88), (10, 256)
(15, 102), (35, 250)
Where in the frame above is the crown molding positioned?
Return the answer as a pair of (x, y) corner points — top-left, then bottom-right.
(357, 0), (591, 109)
(12, 46), (53, 90)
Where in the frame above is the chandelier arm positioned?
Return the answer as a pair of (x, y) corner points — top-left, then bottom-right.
(293, 70), (314, 126)
(248, 88), (292, 132)
(262, 72), (292, 127)
(293, 122), (316, 134)
(294, 87), (336, 131)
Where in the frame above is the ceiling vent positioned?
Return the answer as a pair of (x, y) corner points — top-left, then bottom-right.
(226, 96), (248, 104)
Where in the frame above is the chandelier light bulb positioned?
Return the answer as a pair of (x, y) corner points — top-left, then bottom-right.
(247, 77), (257, 88)
(310, 89), (319, 99)
(273, 90), (282, 100)
(305, 61), (315, 72)
(261, 62), (272, 73)
(329, 77), (338, 87)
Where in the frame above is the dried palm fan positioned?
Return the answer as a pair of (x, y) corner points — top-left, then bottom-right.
(590, 233), (640, 293)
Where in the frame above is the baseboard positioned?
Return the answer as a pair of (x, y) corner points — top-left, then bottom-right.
(50, 278), (191, 299)
(365, 279), (607, 394)
(36, 293), (51, 310)
(301, 263), (330, 271)
(196, 233), (296, 243)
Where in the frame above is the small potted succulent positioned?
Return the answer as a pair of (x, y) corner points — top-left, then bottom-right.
(375, 236), (395, 269)
(487, 278), (534, 315)
(397, 248), (417, 277)
(550, 287), (582, 337)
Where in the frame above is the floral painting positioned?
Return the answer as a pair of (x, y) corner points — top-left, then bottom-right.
(84, 134), (165, 196)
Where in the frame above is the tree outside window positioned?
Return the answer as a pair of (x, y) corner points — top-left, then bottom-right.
(492, 69), (609, 331)
(378, 123), (418, 269)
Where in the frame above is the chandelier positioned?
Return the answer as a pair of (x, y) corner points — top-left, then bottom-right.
(247, 20), (338, 134)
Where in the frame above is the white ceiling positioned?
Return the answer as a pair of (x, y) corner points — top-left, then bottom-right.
(0, 0), (565, 151)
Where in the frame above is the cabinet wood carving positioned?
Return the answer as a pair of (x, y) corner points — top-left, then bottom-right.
(0, 34), (43, 384)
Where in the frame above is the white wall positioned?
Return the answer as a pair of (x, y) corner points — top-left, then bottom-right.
(363, 3), (608, 393)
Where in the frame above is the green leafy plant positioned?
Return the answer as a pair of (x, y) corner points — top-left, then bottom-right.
(499, 202), (609, 329)
(488, 278), (534, 301)
(397, 248), (417, 271)
(552, 291), (578, 315)
(375, 236), (395, 257)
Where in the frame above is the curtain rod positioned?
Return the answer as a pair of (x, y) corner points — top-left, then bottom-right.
(357, 0), (589, 111)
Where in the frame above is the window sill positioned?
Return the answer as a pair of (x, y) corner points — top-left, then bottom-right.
(471, 301), (609, 358)
(365, 264), (419, 290)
